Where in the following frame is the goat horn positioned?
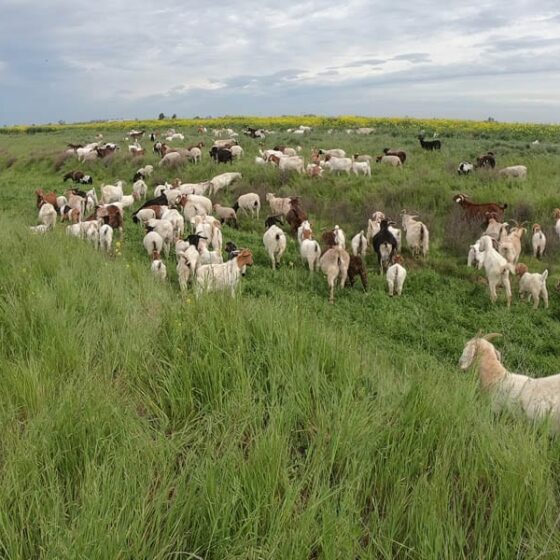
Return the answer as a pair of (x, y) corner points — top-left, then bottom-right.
(483, 333), (502, 341)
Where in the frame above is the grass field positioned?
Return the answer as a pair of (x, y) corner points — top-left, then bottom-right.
(1, 118), (560, 559)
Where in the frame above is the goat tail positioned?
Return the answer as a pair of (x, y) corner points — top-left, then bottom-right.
(542, 269), (549, 282)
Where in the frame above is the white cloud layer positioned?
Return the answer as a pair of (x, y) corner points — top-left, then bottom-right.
(1, 0), (560, 124)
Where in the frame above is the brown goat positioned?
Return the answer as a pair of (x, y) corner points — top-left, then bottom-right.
(321, 230), (337, 248)
(347, 256), (368, 291)
(475, 152), (496, 169)
(35, 188), (58, 209)
(382, 148), (407, 163)
(96, 205), (123, 234)
(286, 198), (307, 235)
(453, 193), (507, 223)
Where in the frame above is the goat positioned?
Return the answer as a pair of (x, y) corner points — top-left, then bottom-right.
(386, 255), (407, 296)
(477, 236), (514, 307)
(347, 256), (367, 291)
(376, 155), (402, 167)
(300, 229), (321, 272)
(453, 194), (507, 223)
(532, 224), (546, 259)
(319, 246), (350, 303)
(459, 333), (560, 432)
(286, 198), (307, 236)
(417, 134), (441, 150)
(401, 211), (429, 257)
(372, 219), (398, 274)
(233, 193), (261, 219)
(499, 225), (526, 264)
(515, 264), (549, 309)
(382, 148), (407, 163)
(263, 225), (287, 269)
(475, 152), (496, 169)
(457, 162), (474, 175)
(351, 231), (367, 258)
(194, 249), (253, 296)
(499, 165), (527, 179)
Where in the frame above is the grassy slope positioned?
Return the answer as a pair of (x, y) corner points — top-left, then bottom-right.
(1, 123), (560, 558)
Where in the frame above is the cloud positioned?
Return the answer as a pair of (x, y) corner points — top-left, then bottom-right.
(1, 0), (560, 124)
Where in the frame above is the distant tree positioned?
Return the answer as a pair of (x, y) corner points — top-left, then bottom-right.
(487, 116), (496, 122)
(158, 113), (165, 120)
(58, 120), (66, 125)
(172, 113), (177, 119)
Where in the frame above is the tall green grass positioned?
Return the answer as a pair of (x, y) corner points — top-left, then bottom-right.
(1, 126), (560, 558)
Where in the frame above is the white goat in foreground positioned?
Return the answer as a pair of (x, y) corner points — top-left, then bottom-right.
(151, 260), (167, 281)
(477, 235), (514, 307)
(459, 333), (560, 433)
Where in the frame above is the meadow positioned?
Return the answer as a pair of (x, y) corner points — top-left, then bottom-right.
(1, 117), (560, 559)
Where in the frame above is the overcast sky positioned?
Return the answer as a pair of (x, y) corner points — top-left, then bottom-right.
(1, 0), (560, 125)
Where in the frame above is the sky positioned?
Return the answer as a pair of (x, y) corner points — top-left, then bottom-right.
(1, 0), (560, 125)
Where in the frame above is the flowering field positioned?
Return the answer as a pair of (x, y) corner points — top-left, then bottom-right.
(3, 114), (560, 141)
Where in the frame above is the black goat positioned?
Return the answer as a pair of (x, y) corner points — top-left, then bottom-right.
(418, 134), (441, 151)
(209, 147), (233, 164)
(372, 219), (398, 274)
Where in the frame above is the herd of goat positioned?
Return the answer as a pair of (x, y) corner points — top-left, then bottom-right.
(29, 126), (553, 307)
(25, 125), (560, 433)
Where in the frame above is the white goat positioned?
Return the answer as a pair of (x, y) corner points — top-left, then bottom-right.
(133, 179), (148, 200)
(266, 193), (292, 216)
(235, 193), (261, 219)
(352, 161), (371, 176)
(459, 333), (560, 432)
(499, 165), (527, 179)
(477, 235), (514, 307)
(263, 225), (287, 269)
(319, 246), (350, 304)
(151, 260), (167, 281)
(300, 230), (321, 272)
(532, 224), (546, 259)
(101, 181), (124, 204)
(401, 212), (429, 257)
(209, 172), (242, 195)
(38, 203), (57, 230)
(515, 264), (549, 309)
(194, 250), (253, 296)
(99, 224), (113, 253)
(147, 219), (174, 257)
(143, 231), (164, 260)
(351, 231), (368, 258)
(198, 239), (224, 266)
(324, 156), (352, 174)
(386, 256), (407, 296)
